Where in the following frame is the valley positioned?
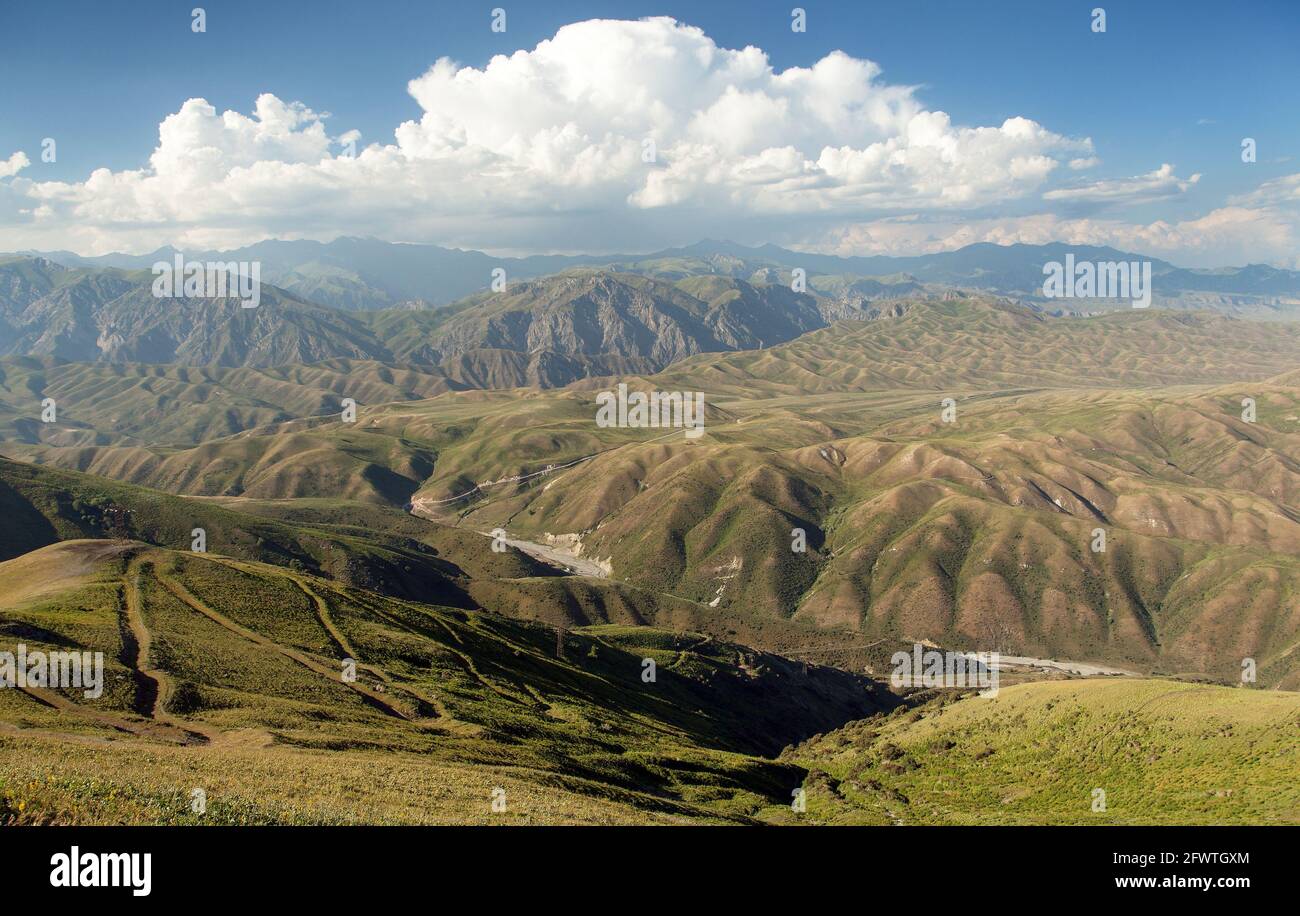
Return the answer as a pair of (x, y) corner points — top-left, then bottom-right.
(2, 254), (1298, 826)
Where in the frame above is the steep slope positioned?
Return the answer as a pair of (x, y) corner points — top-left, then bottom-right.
(369, 270), (843, 373)
(18, 237), (616, 310)
(1, 257), (872, 386)
(0, 257), (395, 367)
(0, 457), (882, 667)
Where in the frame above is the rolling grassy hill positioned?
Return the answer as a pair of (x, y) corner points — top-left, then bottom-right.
(8, 296), (1299, 484)
(0, 540), (895, 824)
(4, 298), (1299, 685)
(6, 540), (1292, 825)
(0, 355), (464, 447)
(0, 455), (898, 666)
(407, 378), (1300, 687)
(0, 455), (479, 606)
(654, 297), (1300, 395)
(784, 678), (1300, 825)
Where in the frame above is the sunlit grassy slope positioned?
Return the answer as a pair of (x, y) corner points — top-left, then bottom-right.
(783, 678), (1300, 825)
(0, 540), (894, 824)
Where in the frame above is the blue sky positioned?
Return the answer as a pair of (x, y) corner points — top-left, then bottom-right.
(1, 0), (1298, 264)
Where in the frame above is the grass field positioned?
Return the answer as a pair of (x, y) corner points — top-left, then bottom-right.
(785, 678), (1300, 825)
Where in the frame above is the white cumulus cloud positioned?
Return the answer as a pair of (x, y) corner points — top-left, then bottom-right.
(0, 17), (1294, 267)
(0, 17), (1094, 255)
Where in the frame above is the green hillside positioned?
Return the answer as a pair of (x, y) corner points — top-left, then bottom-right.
(0, 540), (894, 824)
(0, 456), (476, 605)
(784, 678), (1300, 825)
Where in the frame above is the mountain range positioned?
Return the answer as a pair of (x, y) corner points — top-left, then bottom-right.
(2, 238), (1298, 826)
(6, 239), (1299, 397)
(0, 254), (896, 385)
(15, 237), (1300, 315)
(4, 295), (1298, 689)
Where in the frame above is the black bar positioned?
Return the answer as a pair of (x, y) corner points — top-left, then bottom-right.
(1, 825), (1283, 901)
